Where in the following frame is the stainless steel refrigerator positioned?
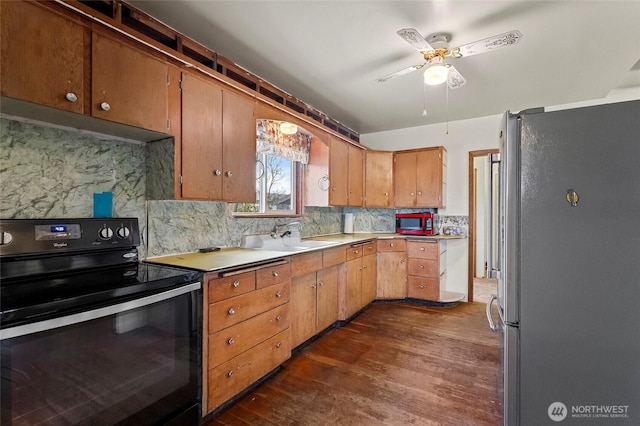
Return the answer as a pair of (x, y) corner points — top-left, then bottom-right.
(486, 100), (640, 425)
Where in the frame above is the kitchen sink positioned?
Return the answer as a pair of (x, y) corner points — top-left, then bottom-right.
(240, 234), (337, 252)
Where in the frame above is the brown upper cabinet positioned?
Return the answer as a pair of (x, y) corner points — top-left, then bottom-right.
(91, 31), (169, 134)
(394, 147), (447, 208)
(180, 72), (255, 202)
(364, 151), (394, 208)
(1, 1), (85, 114)
(328, 137), (364, 207)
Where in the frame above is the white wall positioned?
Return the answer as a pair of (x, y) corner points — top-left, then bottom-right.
(360, 87), (640, 300)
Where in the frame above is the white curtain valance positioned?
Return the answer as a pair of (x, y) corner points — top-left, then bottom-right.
(256, 119), (311, 164)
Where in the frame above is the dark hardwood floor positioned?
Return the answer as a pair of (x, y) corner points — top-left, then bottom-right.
(204, 301), (503, 426)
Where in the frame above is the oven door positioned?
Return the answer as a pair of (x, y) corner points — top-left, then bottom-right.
(1, 282), (201, 426)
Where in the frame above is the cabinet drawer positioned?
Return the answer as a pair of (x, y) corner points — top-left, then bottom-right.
(322, 246), (346, 268)
(363, 241), (377, 256)
(207, 329), (290, 412)
(256, 261), (290, 289)
(407, 276), (439, 300)
(377, 239), (406, 252)
(346, 245), (364, 261)
(407, 240), (439, 259)
(208, 304), (289, 368)
(291, 252), (323, 277)
(407, 258), (439, 278)
(208, 271), (255, 303)
(209, 281), (290, 333)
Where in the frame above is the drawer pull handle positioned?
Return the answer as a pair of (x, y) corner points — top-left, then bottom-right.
(276, 291), (282, 298)
(273, 271), (279, 277)
(354, 250), (359, 254)
(232, 280), (240, 288)
(276, 315), (282, 321)
(100, 102), (111, 111)
(420, 264), (425, 269)
(228, 308), (235, 315)
(214, 169), (222, 176)
(390, 243), (394, 247)
(420, 247), (425, 251)
(226, 170), (233, 177)
(65, 92), (78, 102)
(276, 342), (282, 349)
(227, 371), (234, 378)
(228, 338), (235, 345)
(419, 284), (425, 289)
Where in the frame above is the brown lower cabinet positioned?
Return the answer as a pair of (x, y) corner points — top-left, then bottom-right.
(376, 239), (408, 299)
(203, 260), (291, 415)
(341, 241), (377, 320)
(406, 240), (447, 301)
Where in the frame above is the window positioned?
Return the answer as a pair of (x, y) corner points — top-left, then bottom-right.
(234, 119), (310, 216)
(235, 153), (297, 214)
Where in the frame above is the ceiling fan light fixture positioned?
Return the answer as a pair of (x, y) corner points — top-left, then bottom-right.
(279, 121), (298, 135)
(423, 57), (449, 86)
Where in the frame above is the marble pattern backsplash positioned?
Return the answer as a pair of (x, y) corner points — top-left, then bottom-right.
(0, 118), (147, 220)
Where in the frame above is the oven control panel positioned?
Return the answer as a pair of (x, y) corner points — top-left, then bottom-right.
(0, 218), (141, 256)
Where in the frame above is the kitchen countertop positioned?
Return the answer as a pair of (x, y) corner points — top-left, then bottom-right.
(144, 233), (465, 273)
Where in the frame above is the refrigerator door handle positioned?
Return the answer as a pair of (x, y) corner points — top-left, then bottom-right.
(486, 294), (500, 332)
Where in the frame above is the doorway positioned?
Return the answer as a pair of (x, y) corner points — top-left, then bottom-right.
(468, 149), (499, 303)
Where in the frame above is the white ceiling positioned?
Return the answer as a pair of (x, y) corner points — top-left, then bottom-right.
(129, 1), (640, 134)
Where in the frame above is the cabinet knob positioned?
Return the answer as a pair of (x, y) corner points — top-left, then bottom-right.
(420, 247), (425, 251)
(311, 284), (316, 289)
(273, 271), (279, 277)
(100, 102), (111, 111)
(275, 291), (282, 298)
(227, 338), (235, 345)
(232, 280), (240, 288)
(363, 265), (367, 269)
(276, 342), (282, 349)
(227, 371), (234, 378)
(355, 250), (359, 254)
(226, 171), (233, 177)
(419, 284), (425, 289)
(390, 243), (394, 247)
(384, 192), (389, 196)
(420, 264), (425, 269)
(331, 187), (336, 191)
(228, 308), (235, 315)
(410, 192), (415, 196)
(65, 92), (78, 102)
(318, 282), (324, 287)
(214, 169), (222, 176)
(400, 259), (406, 264)
(276, 315), (282, 321)
(418, 191), (422, 196)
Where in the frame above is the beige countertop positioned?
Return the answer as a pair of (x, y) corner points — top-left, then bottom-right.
(145, 232), (465, 273)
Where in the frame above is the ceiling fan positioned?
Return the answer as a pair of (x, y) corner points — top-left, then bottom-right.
(376, 28), (523, 89)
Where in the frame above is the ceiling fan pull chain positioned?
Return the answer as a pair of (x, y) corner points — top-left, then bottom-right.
(422, 83), (428, 117)
(445, 83), (449, 135)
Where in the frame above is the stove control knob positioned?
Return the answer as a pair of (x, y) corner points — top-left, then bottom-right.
(0, 231), (13, 246)
(98, 226), (114, 240)
(116, 226), (130, 239)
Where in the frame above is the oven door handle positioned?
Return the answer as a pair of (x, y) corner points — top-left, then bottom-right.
(0, 282), (201, 340)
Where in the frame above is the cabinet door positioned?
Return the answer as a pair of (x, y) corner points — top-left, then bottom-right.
(317, 266), (338, 332)
(347, 145), (364, 207)
(416, 148), (443, 207)
(180, 72), (223, 200)
(361, 253), (377, 305)
(92, 32), (168, 133)
(222, 90), (256, 202)
(290, 273), (317, 348)
(345, 257), (362, 318)
(394, 152), (417, 207)
(365, 151), (393, 207)
(1, 1), (84, 113)
(329, 137), (349, 206)
(376, 252), (407, 299)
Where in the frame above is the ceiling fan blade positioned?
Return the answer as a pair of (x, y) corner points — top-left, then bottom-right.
(452, 30), (523, 58)
(447, 65), (467, 89)
(397, 28), (434, 52)
(375, 63), (425, 83)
